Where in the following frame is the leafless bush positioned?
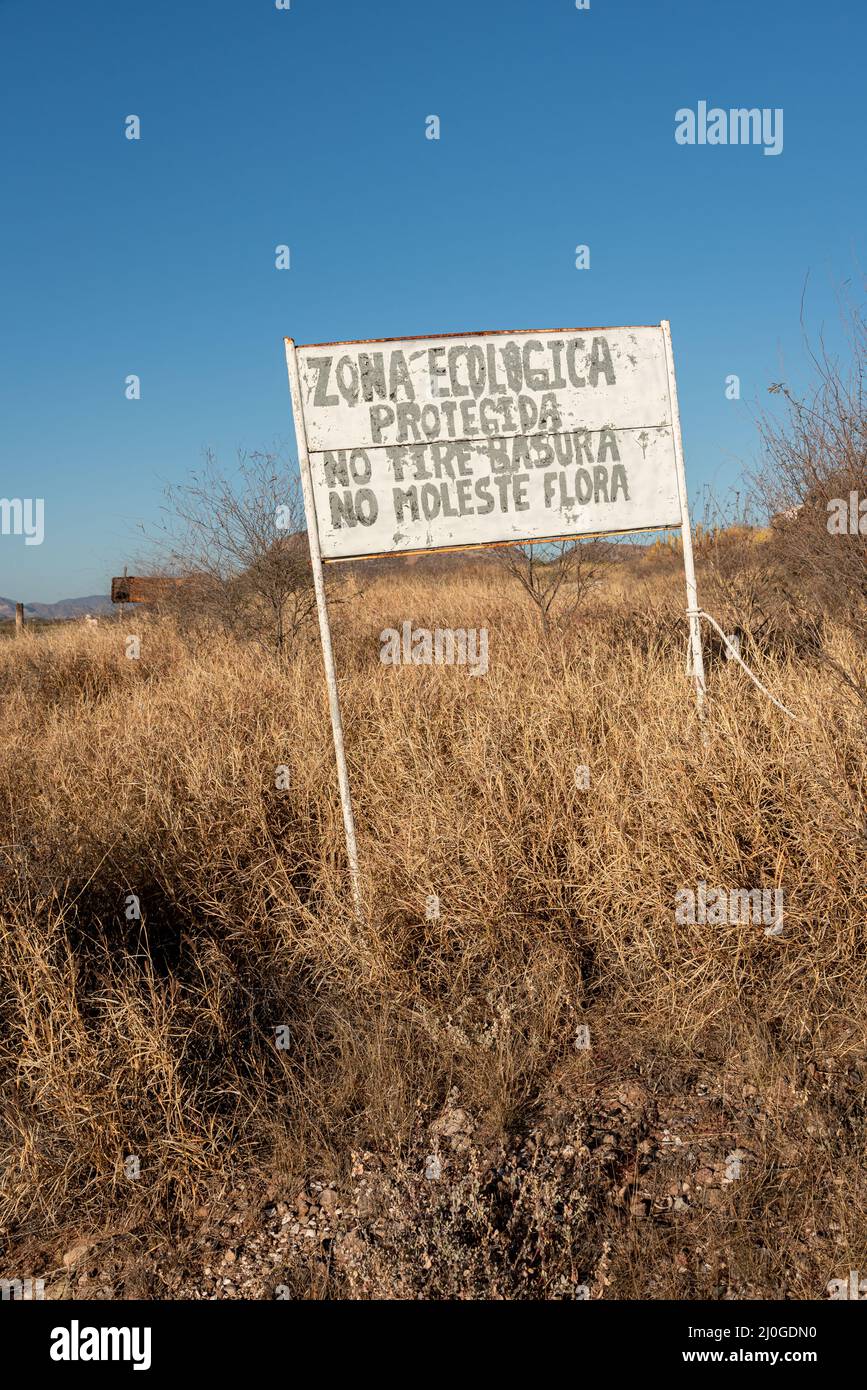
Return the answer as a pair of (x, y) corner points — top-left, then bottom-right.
(150, 448), (318, 657)
(752, 298), (867, 705)
(491, 539), (611, 636)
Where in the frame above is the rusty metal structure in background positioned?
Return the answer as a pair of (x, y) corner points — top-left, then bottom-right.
(111, 575), (185, 604)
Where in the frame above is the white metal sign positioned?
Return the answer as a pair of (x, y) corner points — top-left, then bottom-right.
(292, 325), (683, 561)
(284, 322), (706, 915)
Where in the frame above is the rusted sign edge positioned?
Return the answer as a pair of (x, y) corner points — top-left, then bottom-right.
(291, 324), (660, 350)
(321, 520), (682, 565)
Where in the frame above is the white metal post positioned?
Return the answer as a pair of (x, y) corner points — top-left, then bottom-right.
(284, 338), (363, 914)
(660, 320), (706, 723)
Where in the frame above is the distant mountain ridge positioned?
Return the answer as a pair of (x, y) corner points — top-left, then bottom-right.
(0, 594), (114, 621)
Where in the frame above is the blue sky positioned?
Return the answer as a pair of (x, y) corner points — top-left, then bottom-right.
(1, 0), (864, 601)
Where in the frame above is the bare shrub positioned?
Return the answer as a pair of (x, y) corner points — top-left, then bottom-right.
(491, 538), (611, 636)
(753, 299), (867, 706)
(151, 448), (317, 657)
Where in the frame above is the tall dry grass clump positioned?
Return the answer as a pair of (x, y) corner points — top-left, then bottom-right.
(0, 566), (864, 1298)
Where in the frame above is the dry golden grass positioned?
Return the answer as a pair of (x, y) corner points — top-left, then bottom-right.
(0, 560), (864, 1298)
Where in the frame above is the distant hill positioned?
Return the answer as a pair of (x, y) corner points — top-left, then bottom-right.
(0, 595), (114, 621)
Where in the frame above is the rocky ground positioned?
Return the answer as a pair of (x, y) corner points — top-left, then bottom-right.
(12, 1042), (863, 1301)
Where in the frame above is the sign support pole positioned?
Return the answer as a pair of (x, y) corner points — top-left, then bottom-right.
(285, 338), (363, 915)
(661, 320), (706, 724)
